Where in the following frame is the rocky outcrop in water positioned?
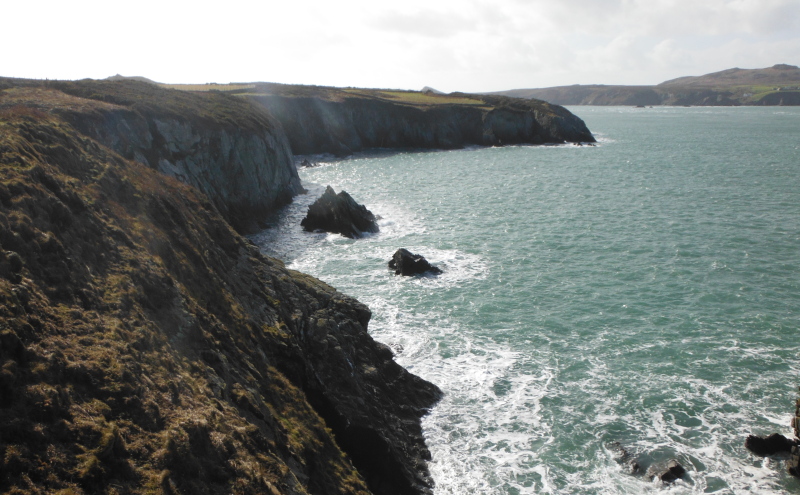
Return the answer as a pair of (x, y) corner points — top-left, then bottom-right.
(745, 433), (797, 456)
(301, 186), (380, 238)
(607, 442), (640, 475)
(647, 460), (686, 484)
(389, 249), (442, 276)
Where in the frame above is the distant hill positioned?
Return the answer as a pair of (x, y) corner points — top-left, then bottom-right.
(659, 64), (800, 87)
(490, 64), (800, 106)
(104, 74), (160, 84)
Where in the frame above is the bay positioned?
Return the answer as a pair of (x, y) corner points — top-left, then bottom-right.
(252, 106), (800, 494)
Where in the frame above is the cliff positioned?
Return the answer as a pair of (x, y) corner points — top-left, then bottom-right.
(246, 84), (594, 156)
(0, 79), (304, 233)
(0, 83), (441, 494)
(492, 64), (800, 106)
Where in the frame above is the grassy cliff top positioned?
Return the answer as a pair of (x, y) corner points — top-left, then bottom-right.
(0, 78), (282, 133)
(155, 80), (577, 113)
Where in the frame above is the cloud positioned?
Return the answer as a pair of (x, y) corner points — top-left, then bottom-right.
(0, 0), (798, 91)
(371, 10), (477, 38)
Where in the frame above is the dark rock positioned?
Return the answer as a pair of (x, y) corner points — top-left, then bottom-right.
(299, 159), (317, 168)
(789, 445), (800, 477)
(745, 433), (797, 456)
(647, 459), (686, 483)
(301, 186), (379, 238)
(389, 249), (443, 276)
(607, 442), (640, 474)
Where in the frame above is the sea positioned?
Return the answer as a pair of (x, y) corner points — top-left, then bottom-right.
(251, 106), (800, 494)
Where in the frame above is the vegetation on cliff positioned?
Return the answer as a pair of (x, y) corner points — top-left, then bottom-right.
(0, 78), (304, 233)
(0, 92), (440, 493)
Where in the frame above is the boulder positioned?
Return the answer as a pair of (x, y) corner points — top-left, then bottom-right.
(745, 433), (797, 456)
(389, 249), (443, 276)
(646, 459), (686, 484)
(301, 186), (379, 238)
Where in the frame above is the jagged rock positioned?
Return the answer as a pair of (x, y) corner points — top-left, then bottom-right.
(607, 442), (640, 474)
(646, 459), (686, 483)
(389, 249), (443, 276)
(745, 433), (797, 456)
(301, 186), (379, 238)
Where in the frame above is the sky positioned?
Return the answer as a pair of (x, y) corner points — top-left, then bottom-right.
(3, 0), (799, 93)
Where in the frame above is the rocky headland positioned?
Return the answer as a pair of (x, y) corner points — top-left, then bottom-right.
(246, 84), (595, 156)
(0, 76), (593, 494)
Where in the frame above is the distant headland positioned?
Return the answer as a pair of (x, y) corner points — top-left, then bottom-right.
(489, 64), (800, 106)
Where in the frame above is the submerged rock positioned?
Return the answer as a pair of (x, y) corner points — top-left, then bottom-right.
(607, 442), (640, 475)
(301, 186), (379, 238)
(745, 433), (797, 456)
(389, 249), (443, 276)
(646, 459), (686, 484)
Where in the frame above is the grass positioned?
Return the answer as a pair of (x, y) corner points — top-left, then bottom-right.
(159, 83), (256, 92)
(342, 88), (485, 106)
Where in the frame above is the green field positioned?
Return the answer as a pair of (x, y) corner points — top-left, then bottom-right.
(159, 83), (256, 92)
(342, 88), (485, 106)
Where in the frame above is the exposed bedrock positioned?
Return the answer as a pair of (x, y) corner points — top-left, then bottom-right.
(646, 459), (687, 484)
(301, 186), (380, 238)
(285, 274), (443, 494)
(745, 433), (798, 457)
(251, 93), (595, 157)
(43, 80), (304, 233)
(388, 249), (443, 276)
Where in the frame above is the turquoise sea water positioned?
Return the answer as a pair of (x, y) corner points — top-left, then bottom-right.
(252, 107), (800, 494)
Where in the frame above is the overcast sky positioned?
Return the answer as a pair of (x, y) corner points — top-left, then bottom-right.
(3, 0), (799, 92)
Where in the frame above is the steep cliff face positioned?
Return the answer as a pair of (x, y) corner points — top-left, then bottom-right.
(249, 87), (594, 156)
(0, 81), (304, 233)
(0, 107), (440, 494)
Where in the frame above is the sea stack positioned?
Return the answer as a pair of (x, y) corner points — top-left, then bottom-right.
(301, 186), (380, 238)
(389, 249), (443, 276)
